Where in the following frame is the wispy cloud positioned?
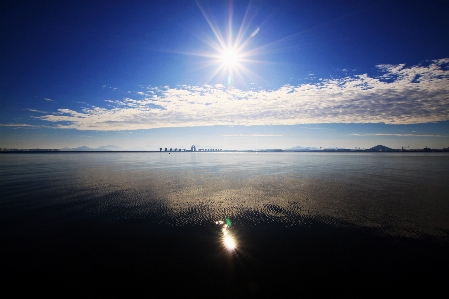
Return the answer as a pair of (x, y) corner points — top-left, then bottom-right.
(222, 134), (283, 137)
(27, 108), (48, 113)
(36, 58), (449, 131)
(44, 98), (53, 102)
(351, 133), (446, 137)
(0, 123), (39, 128)
(296, 126), (336, 130)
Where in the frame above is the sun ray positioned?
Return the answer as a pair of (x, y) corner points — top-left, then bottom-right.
(204, 64), (228, 84)
(234, 2), (255, 48)
(134, 1), (305, 89)
(196, 1), (228, 52)
(191, 1), (262, 86)
(226, 0), (233, 49)
(179, 1), (303, 89)
(232, 62), (271, 86)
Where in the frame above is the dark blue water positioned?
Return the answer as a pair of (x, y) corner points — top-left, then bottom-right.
(1, 152), (448, 297)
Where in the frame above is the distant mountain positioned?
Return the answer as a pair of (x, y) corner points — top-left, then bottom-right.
(61, 146), (94, 151)
(61, 145), (123, 151)
(368, 145), (395, 151)
(96, 145), (123, 151)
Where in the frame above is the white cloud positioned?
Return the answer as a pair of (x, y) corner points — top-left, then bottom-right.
(27, 108), (49, 114)
(44, 98), (53, 102)
(37, 58), (449, 131)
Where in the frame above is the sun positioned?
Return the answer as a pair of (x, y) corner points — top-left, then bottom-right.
(170, 2), (296, 88)
(222, 49), (238, 67)
(187, 1), (275, 88)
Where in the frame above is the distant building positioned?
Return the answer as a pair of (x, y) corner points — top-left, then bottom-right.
(191, 145), (196, 152)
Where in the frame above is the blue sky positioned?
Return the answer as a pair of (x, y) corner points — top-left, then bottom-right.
(1, 0), (448, 150)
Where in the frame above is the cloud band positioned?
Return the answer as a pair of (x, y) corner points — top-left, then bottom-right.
(37, 59), (449, 131)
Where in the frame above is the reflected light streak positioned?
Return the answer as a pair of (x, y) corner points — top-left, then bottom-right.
(216, 219), (237, 251)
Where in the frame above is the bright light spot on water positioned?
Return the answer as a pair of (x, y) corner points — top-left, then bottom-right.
(216, 218), (237, 251)
(224, 235), (236, 250)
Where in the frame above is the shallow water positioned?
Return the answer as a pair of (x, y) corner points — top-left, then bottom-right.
(1, 152), (448, 297)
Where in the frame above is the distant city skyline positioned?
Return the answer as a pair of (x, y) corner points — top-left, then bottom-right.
(1, 1), (448, 150)
(3, 140), (447, 152)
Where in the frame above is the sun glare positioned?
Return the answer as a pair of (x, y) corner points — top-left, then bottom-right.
(192, 1), (268, 88)
(216, 219), (237, 251)
(224, 235), (236, 250)
(223, 49), (238, 67)
(175, 2), (296, 88)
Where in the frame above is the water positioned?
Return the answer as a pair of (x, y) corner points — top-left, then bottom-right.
(1, 152), (448, 297)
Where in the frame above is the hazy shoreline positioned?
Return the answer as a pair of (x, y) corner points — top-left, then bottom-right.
(2, 150), (449, 153)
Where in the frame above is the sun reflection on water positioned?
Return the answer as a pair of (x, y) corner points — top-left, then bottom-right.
(216, 219), (237, 251)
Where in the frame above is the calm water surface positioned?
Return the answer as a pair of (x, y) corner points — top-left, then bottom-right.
(1, 152), (448, 297)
